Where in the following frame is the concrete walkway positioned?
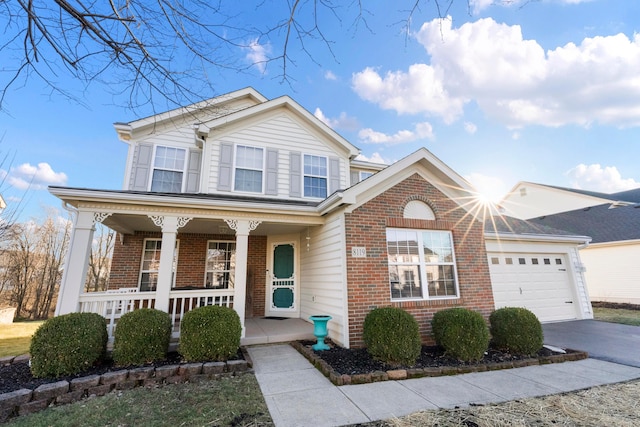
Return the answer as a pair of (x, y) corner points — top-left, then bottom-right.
(247, 344), (640, 427)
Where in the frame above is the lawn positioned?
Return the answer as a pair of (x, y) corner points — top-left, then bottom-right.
(5, 373), (274, 427)
(0, 321), (44, 357)
(593, 306), (640, 326)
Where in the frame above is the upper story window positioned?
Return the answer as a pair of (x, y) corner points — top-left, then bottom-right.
(234, 145), (264, 193)
(139, 239), (179, 291)
(151, 146), (186, 192)
(359, 171), (373, 181)
(386, 228), (459, 301)
(304, 154), (328, 198)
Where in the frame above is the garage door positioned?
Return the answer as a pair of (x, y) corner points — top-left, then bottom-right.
(488, 253), (578, 322)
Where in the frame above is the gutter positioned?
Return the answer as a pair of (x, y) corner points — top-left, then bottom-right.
(484, 231), (592, 245)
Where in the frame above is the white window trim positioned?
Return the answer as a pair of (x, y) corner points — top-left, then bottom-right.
(232, 144), (265, 194)
(387, 228), (460, 301)
(149, 145), (187, 192)
(138, 238), (179, 291)
(302, 154), (329, 199)
(204, 240), (236, 289)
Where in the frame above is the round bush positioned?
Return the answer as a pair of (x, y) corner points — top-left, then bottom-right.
(30, 312), (108, 378)
(490, 307), (543, 356)
(431, 308), (489, 362)
(179, 305), (241, 362)
(112, 308), (172, 366)
(363, 307), (421, 366)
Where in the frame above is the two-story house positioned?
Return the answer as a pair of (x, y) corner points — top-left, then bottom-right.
(50, 88), (593, 348)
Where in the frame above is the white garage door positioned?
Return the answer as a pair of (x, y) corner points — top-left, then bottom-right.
(488, 253), (578, 322)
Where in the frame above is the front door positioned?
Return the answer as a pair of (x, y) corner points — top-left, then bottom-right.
(266, 236), (298, 317)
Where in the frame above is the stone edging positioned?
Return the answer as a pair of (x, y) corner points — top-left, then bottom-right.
(0, 348), (253, 422)
(291, 342), (589, 386)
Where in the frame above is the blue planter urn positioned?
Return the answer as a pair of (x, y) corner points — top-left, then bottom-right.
(309, 315), (332, 351)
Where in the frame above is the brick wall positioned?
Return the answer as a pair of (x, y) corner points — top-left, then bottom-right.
(345, 173), (495, 348)
(109, 232), (267, 317)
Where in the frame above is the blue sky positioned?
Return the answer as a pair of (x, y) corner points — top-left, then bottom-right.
(1, 0), (639, 221)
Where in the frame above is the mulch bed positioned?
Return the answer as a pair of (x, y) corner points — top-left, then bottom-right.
(293, 340), (587, 385)
(592, 301), (640, 311)
(0, 350), (244, 395)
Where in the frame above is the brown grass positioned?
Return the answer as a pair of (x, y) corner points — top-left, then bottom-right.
(384, 380), (640, 427)
(0, 321), (43, 357)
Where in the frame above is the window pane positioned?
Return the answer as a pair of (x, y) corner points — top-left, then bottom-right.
(389, 265), (422, 299)
(304, 155), (327, 176)
(154, 147), (185, 170)
(151, 170), (183, 192)
(206, 242), (236, 289)
(423, 231), (453, 263)
(427, 265), (456, 297)
(304, 176), (327, 198)
(236, 146), (263, 169)
(234, 169), (263, 192)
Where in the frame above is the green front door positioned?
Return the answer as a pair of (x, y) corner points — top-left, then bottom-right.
(271, 243), (295, 310)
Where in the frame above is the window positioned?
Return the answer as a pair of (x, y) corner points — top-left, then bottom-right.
(505, 258), (513, 265)
(303, 154), (327, 198)
(151, 146), (186, 192)
(359, 171), (373, 181)
(139, 239), (179, 291)
(205, 241), (236, 289)
(532, 258), (539, 265)
(491, 257), (500, 265)
(519, 258), (526, 265)
(234, 145), (264, 192)
(386, 229), (459, 300)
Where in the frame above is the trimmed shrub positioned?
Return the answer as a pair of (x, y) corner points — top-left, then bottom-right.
(30, 312), (108, 378)
(112, 308), (172, 366)
(363, 307), (421, 366)
(179, 305), (241, 362)
(490, 307), (543, 356)
(431, 308), (489, 362)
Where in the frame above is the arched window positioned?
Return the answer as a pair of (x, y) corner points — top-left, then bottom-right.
(403, 200), (435, 220)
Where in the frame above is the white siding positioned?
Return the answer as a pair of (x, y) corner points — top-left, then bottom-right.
(299, 213), (348, 347)
(501, 184), (608, 219)
(204, 113), (348, 198)
(581, 242), (640, 304)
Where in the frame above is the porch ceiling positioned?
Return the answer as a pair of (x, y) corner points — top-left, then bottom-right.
(103, 213), (311, 236)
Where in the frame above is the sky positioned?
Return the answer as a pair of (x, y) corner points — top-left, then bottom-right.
(1, 0), (640, 222)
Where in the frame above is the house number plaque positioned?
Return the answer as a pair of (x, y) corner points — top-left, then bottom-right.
(351, 247), (367, 258)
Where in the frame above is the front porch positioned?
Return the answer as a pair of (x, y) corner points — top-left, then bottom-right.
(78, 289), (314, 346)
(243, 317), (314, 346)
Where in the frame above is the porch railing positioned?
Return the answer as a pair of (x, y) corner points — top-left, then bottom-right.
(77, 288), (235, 341)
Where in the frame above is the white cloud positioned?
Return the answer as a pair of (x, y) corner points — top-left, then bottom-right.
(351, 65), (466, 124)
(465, 172), (509, 203)
(324, 70), (337, 81)
(471, 0), (593, 14)
(245, 39), (270, 74)
(355, 152), (388, 164)
(314, 108), (359, 131)
(355, 17), (640, 128)
(464, 122), (477, 134)
(358, 121), (434, 144)
(566, 164), (640, 193)
(4, 162), (68, 190)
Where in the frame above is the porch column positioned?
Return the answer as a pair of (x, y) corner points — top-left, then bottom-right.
(224, 219), (261, 337)
(149, 215), (192, 312)
(56, 211), (111, 315)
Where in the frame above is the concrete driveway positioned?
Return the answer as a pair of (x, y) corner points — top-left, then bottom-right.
(543, 320), (640, 367)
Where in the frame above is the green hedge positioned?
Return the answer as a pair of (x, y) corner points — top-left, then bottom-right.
(363, 307), (421, 366)
(490, 307), (543, 356)
(30, 312), (108, 378)
(179, 305), (241, 362)
(112, 308), (172, 366)
(431, 308), (489, 362)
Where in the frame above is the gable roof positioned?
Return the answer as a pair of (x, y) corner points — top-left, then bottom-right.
(196, 95), (360, 159)
(320, 147), (479, 217)
(528, 203), (640, 244)
(114, 87), (268, 141)
(509, 181), (640, 204)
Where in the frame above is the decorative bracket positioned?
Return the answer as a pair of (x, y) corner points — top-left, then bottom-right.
(93, 212), (112, 225)
(148, 215), (193, 230)
(224, 219), (261, 234)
